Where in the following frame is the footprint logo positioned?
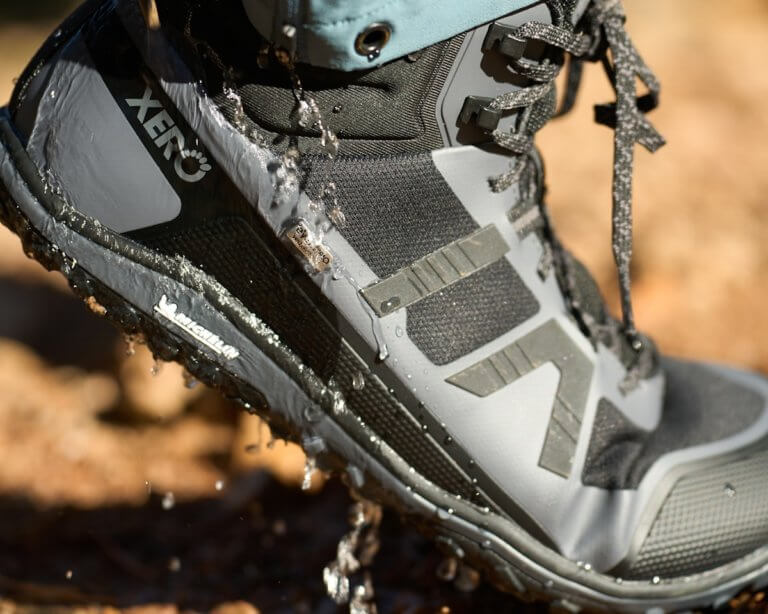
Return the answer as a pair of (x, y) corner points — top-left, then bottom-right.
(174, 149), (213, 183)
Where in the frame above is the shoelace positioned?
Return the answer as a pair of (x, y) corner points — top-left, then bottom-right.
(478, 0), (665, 383)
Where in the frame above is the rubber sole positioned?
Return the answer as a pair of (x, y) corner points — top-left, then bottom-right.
(2, 109), (768, 613)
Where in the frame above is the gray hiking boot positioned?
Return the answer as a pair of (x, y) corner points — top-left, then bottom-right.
(1, 0), (767, 610)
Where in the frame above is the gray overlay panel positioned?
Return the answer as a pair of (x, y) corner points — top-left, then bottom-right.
(447, 319), (594, 477)
(361, 224), (509, 317)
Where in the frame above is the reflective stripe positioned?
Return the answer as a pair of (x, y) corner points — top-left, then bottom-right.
(446, 319), (594, 478)
(360, 224), (510, 317)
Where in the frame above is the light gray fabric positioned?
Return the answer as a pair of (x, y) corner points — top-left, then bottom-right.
(582, 360), (765, 490)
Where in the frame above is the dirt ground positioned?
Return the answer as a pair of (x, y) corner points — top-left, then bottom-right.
(0, 1), (767, 613)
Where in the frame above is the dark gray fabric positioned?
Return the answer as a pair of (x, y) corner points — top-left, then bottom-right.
(304, 153), (539, 364)
(582, 359), (765, 490)
(568, 256), (608, 327)
(628, 444), (768, 579)
(141, 217), (484, 502)
(303, 153), (479, 278)
(223, 38), (459, 155)
(407, 260), (540, 366)
(175, 0), (465, 157)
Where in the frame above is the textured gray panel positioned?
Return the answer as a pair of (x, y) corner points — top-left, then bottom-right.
(447, 319), (593, 477)
(628, 445), (768, 580)
(583, 361), (765, 490)
(361, 224), (510, 316)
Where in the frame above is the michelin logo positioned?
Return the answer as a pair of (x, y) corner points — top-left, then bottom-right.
(154, 295), (240, 360)
(126, 86), (212, 183)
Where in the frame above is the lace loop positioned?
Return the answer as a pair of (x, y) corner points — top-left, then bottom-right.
(473, 0), (665, 389)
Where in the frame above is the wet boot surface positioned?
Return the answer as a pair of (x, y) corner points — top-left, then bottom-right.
(1, 1), (768, 612)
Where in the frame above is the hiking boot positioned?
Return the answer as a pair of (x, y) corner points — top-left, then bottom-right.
(2, 0), (767, 610)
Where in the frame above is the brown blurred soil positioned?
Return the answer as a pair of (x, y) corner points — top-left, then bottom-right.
(0, 1), (767, 612)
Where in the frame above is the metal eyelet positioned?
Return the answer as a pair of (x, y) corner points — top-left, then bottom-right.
(355, 22), (392, 58)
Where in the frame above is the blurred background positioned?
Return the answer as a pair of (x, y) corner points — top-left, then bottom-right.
(0, 1), (766, 613)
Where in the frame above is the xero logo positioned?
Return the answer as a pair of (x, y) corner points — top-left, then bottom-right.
(126, 86), (212, 183)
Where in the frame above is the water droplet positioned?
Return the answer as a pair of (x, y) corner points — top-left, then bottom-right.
(352, 371), (366, 391)
(124, 335), (137, 356)
(332, 104), (343, 114)
(331, 391), (347, 415)
(150, 360), (161, 376)
(421, 424), (429, 432)
(652, 575), (661, 585)
(377, 344), (389, 361)
(395, 326), (404, 338)
(380, 298), (400, 314)
(302, 456), (317, 491)
(303, 404), (324, 423)
(215, 480), (224, 492)
(328, 206), (346, 228)
(65, 570), (73, 580)
(436, 557), (458, 582)
(168, 557), (181, 572)
(145, 480), (152, 494)
(583, 563), (592, 572)
(366, 50), (381, 61)
(481, 539), (492, 550)
(49, 90), (57, 99)
(162, 491), (175, 510)
(724, 483), (737, 498)
(453, 564), (480, 593)
(615, 577), (624, 585)
(444, 436), (453, 445)
(182, 370), (198, 389)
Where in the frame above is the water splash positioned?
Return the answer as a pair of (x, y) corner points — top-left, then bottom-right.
(351, 371), (366, 392)
(453, 563), (481, 592)
(302, 456), (317, 491)
(150, 359), (162, 377)
(161, 491), (175, 510)
(323, 500), (382, 611)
